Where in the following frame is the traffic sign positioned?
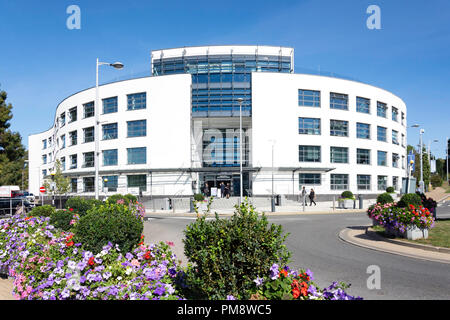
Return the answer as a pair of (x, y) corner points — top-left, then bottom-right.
(39, 186), (46, 193)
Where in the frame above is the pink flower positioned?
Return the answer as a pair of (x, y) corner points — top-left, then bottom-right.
(131, 259), (140, 267)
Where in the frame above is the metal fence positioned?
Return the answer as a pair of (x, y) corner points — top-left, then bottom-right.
(0, 198), (35, 217)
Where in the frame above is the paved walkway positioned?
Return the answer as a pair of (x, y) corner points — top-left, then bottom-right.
(426, 187), (450, 202)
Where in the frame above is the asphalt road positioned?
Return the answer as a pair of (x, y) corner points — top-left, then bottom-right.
(143, 209), (450, 300)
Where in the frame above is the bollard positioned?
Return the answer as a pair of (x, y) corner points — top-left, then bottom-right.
(190, 197), (195, 213)
(358, 195), (363, 209)
(271, 196), (275, 212)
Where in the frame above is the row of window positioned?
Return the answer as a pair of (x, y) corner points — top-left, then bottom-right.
(299, 173), (399, 191)
(298, 89), (404, 124)
(71, 174), (147, 193)
(42, 120), (146, 151)
(298, 145), (403, 168)
(298, 118), (404, 145)
(44, 147), (147, 172)
(49, 92), (146, 134)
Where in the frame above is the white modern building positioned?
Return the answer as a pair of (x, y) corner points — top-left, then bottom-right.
(28, 45), (408, 200)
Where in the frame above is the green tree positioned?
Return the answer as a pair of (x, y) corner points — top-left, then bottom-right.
(43, 159), (70, 208)
(0, 90), (27, 186)
(413, 148), (430, 189)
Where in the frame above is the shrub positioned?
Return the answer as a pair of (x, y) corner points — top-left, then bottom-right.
(430, 174), (443, 188)
(65, 197), (102, 217)
(340, 191), (354, 200)
(106, 193), (137, 205)
(376, 192), (394, 205)
(193, 193), (204, 201)
(182, 199), (291, 299)
(386, 186), (395, 193)
(49, 209), (78, 231)
(397, 193), (422, 208)
(28, 205), (56, 217)
(73, 203), (143, 254)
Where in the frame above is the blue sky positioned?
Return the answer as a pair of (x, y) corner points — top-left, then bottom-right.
(0, 0), (449, 157)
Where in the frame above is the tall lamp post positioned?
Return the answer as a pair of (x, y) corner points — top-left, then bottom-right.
(407, 124), (420, 193)
(428, 139), (438, 167)
(95, 59), (124, 200)
(237, 98), (244, 204)
(419, 128), (425, 193)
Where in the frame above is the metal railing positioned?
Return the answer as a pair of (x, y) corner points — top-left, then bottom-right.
(0, 198), (35, 217)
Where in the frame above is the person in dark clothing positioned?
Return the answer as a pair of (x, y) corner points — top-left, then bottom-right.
(225, 183), (230, 199)
(203, 183), (210, 197)
(309, 188), (317, 206)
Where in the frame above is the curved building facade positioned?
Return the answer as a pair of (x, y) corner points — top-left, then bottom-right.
(28, 45), (407, 199)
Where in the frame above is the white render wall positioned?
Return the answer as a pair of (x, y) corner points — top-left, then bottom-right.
(251, 72), (407, 197)
(28, 74), (193, 196)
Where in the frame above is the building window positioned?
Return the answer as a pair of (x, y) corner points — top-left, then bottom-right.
(330, 174), (349, 190)
(102, 123), (118, 140)
(127, 120), (147, 137)
(60, 135), (66, 149)
(357, 148), (371, 165)
(356, 123), (370, 139)
(103, 149), (118, 166)
(401, 112), (405, 126)
(377, 126), (387, 142)
(299, 145), (321, 163)
(83, 127), (94, 143)
(392, 107), (398, 122)
(69, 131), (77, 146)
(127, 175), (147, 191)
(357, 175), (371, 190)
(298, 89), (320, 107)
(127, 147), (147, 164)
(330, 92), (348, 110)
(42, 169), (47, 178)
(330, 147), (349, 163)
(83, 177), (95, 192)
(401, 133), (405, 147)
(70, 154), (77, 169)
(48, 137), (52, 147)
(82, 152), (94, 168)
(377, 151), (387, 166)
(83, 102), (95, 118)
(402, 155), (405, 169)
(299, 173), (321, 185)
(377, 175), (387, 191)
(71, 178), (77, 193)
(392, 130), (399, 145)
(127, 92), (146, 110)
(102, 175), (118, 192)
(377, 101), (387, 118)
(61, 157), (66, 171)
(42, 154), (47, 165)
(42, 139), (47, 150)
(393, 176), (399, 191)
(60, 112), (66, 127)
(330, 120), (349, 137)
(103, 97), (118, 114)
(298, 118), (321, 135)
(392, 153), (399, 168)
(69, 107), (77, 123)
(356, 97), (370, 114)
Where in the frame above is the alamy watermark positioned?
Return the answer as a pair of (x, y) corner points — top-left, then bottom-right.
(66, 5), (81, 30)
(366, 5), (381, 30)
(366, 265), (381, 290)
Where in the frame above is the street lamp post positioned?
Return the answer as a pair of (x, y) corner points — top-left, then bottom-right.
(95, 59), (124, 200)
(237, 98), (244, 204)
(419, 128), (425, 193)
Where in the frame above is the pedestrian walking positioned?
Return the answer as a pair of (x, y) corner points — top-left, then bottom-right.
(220, 182), (225, 198)
(225, 183), (230, 199)
(300, 186), (307, 206)
(309, 188), (317, 206)
(203, 183), (210, 197)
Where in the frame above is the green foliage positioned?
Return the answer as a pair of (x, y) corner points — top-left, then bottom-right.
(28, 205), (56, 217)
(193, 193), (204, 201)
(182, 199), (291, 300)
(65, 197), (102, 217)
(397, 193), (422, 208)
(376, 192), (394, 205)
(73, 203), (143, 254)
(106, 193), (137, 205)
(340, 191), (354, 199)
(430, 174), (443, 188)
(386, 186), (395, 193)
(0, 90), (27, 186)
(49, 210), (75, 231)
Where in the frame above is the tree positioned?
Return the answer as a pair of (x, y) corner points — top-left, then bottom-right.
(0, 90), (27, 187)
(43, 159), (70, 208)
(413, 147), (430, 190)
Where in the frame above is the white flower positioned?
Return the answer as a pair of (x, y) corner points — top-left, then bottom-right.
(125, 267), (132, 275)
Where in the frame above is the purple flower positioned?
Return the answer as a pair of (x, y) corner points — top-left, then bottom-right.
(226, 295), (236, 300)
(270, 264), (279, 280)
(253, 277), (264, 287)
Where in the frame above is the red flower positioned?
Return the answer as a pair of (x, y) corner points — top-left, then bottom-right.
(88, 257), (95, 266)
(144, 251), (152, 260)
(292, 287), (300, 299)
(66, 241), (74, 247)
(280, 269), (288, 278)
(69, 208), (74, 212)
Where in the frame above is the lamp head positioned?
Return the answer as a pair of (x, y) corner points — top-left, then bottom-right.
(110, 62), (124, 69)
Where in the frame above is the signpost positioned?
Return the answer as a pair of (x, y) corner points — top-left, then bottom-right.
(40, 186), (46, 205)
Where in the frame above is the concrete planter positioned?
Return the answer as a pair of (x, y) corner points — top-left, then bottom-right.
(338, 199), (354, 209)
(386, 225), (429, 240)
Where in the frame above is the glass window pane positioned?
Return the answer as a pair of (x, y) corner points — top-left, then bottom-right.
(127, 147), (146, 164)
(127, 120), (147, 137)
(127, 93), (146, 110)
(330, 120), (349, 137)
(103, 97), (118, 114)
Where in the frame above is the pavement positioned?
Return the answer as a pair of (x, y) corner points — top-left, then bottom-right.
(1, 194), (449, 300)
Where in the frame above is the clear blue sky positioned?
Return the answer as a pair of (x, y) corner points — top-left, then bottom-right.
(1, 0), (449, 157)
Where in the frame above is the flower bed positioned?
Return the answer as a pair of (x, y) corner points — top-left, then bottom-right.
(1, 199), (363, 300)
(367, 202), (435, 238)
